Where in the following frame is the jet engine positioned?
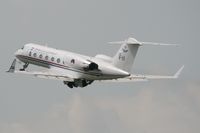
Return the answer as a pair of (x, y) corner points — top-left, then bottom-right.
(86, 62), (98, 71)
(71, 59), (99, 71)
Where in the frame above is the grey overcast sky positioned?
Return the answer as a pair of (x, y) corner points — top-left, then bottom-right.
(0, 0), (199, 133)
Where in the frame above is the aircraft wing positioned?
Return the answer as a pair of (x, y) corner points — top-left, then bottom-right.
(7, 59), (74, 81)
(13, 70), (74, 82)
(100, 65), (184, 82)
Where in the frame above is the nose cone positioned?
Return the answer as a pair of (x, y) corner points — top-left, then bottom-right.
(14, 49), (23, 57)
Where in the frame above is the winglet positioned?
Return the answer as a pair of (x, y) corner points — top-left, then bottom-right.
(173, 65), (184, 78)
(7, 59), (17, 73)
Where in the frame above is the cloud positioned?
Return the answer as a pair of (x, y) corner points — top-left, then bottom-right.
(0, 123), (32, 133)
(1, 81), (200, 133)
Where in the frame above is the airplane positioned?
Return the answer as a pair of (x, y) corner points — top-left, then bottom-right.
(7, 37), (184, 88)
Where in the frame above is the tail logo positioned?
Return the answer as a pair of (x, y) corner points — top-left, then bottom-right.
(122, 45), (128, 53)
(118, 53), (125, 61)
(118, 45), (128, 61)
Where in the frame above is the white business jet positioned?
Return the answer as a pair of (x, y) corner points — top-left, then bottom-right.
(7, 37), (184, 88)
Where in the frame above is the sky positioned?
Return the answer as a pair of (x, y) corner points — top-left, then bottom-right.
(0, 0), (200, 133)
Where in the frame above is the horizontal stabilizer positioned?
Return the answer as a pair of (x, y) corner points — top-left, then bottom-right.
(108, 38), (141, 45)
(108, 37), (180, 46)
(141, 42), (179, 46)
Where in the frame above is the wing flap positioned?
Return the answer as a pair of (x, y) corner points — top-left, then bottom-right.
(99, 78), (148, 83)
(14, 70), (74, 81)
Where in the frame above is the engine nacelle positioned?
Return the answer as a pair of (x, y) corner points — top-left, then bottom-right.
(71, 58), (98, 71)
(88, 62), (98, 70)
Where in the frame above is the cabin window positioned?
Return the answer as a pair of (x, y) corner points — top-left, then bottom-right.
(33, 53), (37, 57)
(51, 57), (55, 62)
(57, 58), (60, 63)
(45, 56), (49, 60)
(71, 59), (75, 64)
(39, 54), (43, 59)
(29, 52), (32, 56)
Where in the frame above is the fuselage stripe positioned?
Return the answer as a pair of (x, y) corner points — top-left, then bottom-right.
(17, 55), (103, 76)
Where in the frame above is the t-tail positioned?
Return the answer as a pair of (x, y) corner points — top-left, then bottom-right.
(110, 37), (179, 73)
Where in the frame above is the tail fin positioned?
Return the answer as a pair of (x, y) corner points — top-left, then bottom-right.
(111, 38), (141, 73)
(110, 37), (179, 73)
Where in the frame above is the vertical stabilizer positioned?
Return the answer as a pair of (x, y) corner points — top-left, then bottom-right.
(112, 38), (140, 72)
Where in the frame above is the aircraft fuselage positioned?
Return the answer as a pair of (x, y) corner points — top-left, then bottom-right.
(15, 44), (130, 80)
